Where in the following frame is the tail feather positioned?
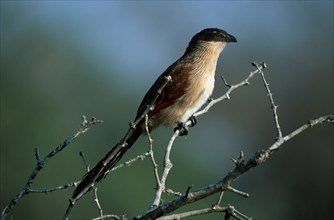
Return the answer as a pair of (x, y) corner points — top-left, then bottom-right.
(72, 127), (141, 201)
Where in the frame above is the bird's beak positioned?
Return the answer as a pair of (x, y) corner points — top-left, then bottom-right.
(226, 33), (237, 43)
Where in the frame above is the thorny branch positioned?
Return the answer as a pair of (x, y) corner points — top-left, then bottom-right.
(1, 116), (103, 220)
(150, 129), (180, 209)
(157, 205), (252, 220)
(193, 62), (267, 120)
(134, 114), (333, 220)
(252, 62), (282, 140)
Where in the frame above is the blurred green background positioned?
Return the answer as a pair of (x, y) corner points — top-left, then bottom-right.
(1, 1), (333, 220)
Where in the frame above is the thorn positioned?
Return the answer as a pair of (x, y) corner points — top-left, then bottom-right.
(261, 62), (268, 69)
(185, 184), (194, 198)
(220, 75), (232, 88)
(129, 122), (136, 129)
(251, 61), (258, 67)
(231, 151), (245, 167)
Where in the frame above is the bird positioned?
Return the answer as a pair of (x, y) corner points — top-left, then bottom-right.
(72, 28), (237, 202)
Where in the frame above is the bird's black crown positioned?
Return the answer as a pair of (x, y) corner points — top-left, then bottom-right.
(188, 28), (237, 48)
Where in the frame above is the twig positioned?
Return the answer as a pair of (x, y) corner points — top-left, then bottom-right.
(192, 62), (267, 120)
(133, 114), (333, 220)
(63, 201), (75, 220)
(157, 205), (251, 220)
(150, 129), (180, 209)
(226, 186), (249, 198)
(94, 188), (104, 218)
(145, 114), (161, 190)
(28, 181), (79, 193)
(165, 188), (182, 197)
(111, 152), (150, 171)
(219, 204), (252, 220)
(269, 114), (333, 151)
(216, 191), (225, 206)
(157, 207), (219, 220)
(79, 151), (89, 170)
(92, 214), (126, 220)
(80, 150), (104, 219)
(1, 116), (102, 220)
(252, 62), (282, 140)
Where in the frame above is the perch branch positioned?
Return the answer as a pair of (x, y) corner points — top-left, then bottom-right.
(134, 114), (333, 219)
(150, 129), (180, 209)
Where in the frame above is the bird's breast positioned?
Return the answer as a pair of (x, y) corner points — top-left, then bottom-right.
(154, 68), (215, 127)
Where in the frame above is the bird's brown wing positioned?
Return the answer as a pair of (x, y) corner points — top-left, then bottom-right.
(136, 59), (193, 120)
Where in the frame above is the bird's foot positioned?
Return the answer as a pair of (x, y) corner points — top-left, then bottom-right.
(173, 116), (198, 136)
(188, 115), (198, 127)
(174, 122), (189, 136)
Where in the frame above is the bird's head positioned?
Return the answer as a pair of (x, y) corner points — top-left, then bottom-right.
(186, 28), (237, 55)
(189, 28), (237, 45)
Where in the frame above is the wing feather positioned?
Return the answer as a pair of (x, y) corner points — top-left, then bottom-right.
(136, 60), (193, 121)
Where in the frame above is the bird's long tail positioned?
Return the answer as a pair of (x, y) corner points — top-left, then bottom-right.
(72, 127), (142, 201)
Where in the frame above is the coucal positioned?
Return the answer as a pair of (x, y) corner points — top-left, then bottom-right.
(72, 28), (237, 201)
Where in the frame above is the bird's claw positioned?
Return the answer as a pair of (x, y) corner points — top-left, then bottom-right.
(188, 115), (198, 127)
(174, 122), (188, 136)
(174, 116), (198, 136)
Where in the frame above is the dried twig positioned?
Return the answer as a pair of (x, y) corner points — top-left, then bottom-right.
(145, 114), (161, 193)
(252, 62), (282, 140)
(134, 114), (333, 220)
(150, 129), (180, 209)
(192, 62), (267, 120)
(1, 116), (102, 220)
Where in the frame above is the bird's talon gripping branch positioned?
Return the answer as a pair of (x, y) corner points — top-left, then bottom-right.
(174, 122), (189, 136)
(174, 116), (198, 136)
(188, 115), (198, 127)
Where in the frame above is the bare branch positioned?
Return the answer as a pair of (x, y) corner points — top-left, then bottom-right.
(94, 188), (103, 218)
(226, 186), (249, 198)
(269, 114), (334, 151)
(157, 205), (251, 220)
(92, 214), (126, 220)
(134, 114), (333, 220)
(28, 182), (79, 193)
(220, 204), (253, 220)
(252, 62), (282, 140)
(1, 116), (102, 220)
(145, 114), (161, 190)
(111, 152), (150, 171)
(216, 191), (225, 206)
(150, 129), (180, 209)
(157, 207), (220, 220)
(192, 62), (267, 120)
